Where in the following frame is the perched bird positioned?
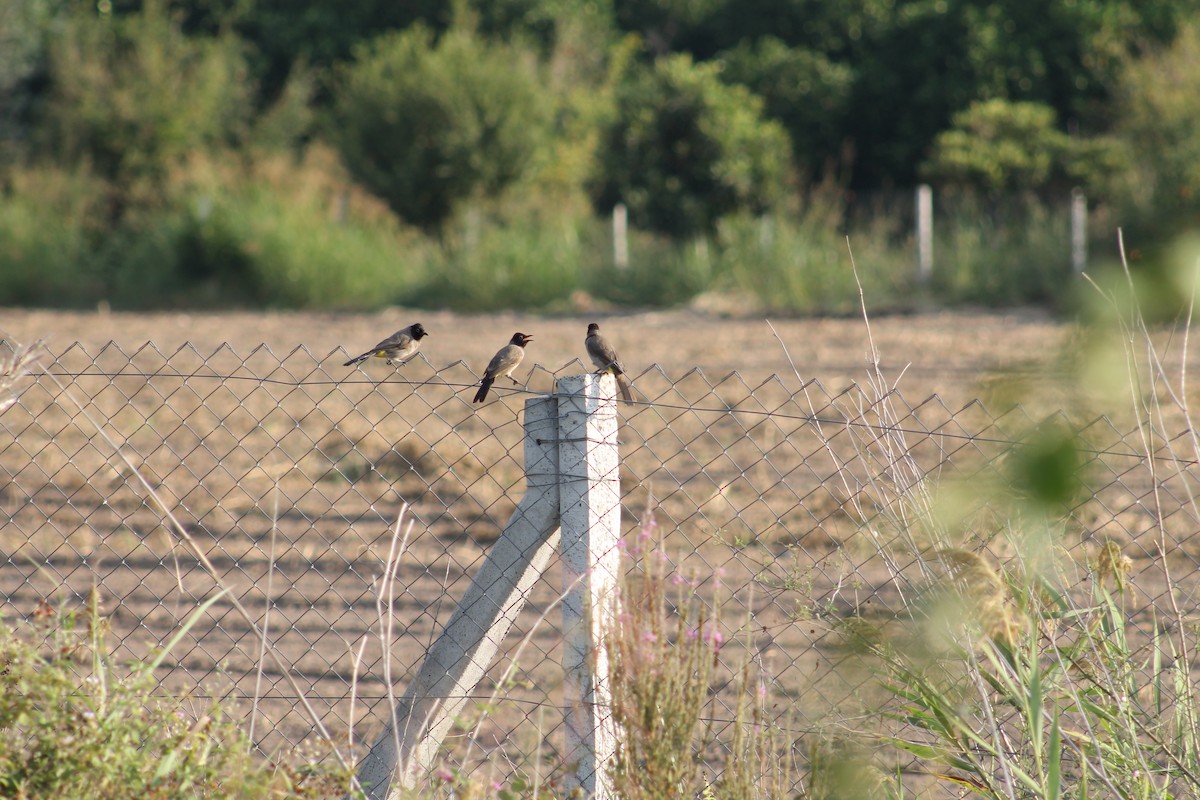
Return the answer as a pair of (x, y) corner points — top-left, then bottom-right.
(344, 323), (429, 367)
(585, 322), (633, 403)
(473, 332), (533, 403)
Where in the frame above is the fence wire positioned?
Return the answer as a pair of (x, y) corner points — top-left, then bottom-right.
(1, 339), (1198, 794)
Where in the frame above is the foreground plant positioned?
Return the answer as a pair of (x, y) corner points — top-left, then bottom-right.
(606, 507), (791, 800)
(852, 541), (1199, 799)
(774, 243), (1200, 797)
(0, 591), (356, 799)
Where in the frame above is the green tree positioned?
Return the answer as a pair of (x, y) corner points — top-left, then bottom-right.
(332, 25), (553, 232)
(37, 1), (251, 220)
(97, 0), (449, 107)
(612, 0), (725, 56)
(922, 98), (1122, 195)
(842, 0), (1198, 188)
(1114, 20), (1200, 235)
(717, 37), (853, 181)
(223, 0), (448, 105)
(592, 53), (792, 237)
(0, 0), (62, 168)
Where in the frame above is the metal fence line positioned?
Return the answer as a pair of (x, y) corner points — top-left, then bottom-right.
(2, 340), (1199, 795)
(20, 367), (1181, 467)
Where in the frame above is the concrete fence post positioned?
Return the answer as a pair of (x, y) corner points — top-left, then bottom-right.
(1071, 187), (1087, 274)
(355, 395), (561, 799)
(354, 376), (623, 799)
(556, 374), (621, 799)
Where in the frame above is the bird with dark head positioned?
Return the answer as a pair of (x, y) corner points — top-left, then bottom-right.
(585, 322), (633, 403)
(343, 323), (429, 367)
(473, 332), (533, 403)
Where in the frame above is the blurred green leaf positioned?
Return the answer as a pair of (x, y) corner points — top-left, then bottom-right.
(1009, 423), (1084, 510)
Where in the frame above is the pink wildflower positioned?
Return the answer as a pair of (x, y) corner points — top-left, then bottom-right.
(705, 626), (725, 650)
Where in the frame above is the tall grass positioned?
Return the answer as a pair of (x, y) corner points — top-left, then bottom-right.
(768, 243), (1200, 798)
(419, 206), (591, 311)
(718, 208), (911, 315)
(931, 192), (1080, 307)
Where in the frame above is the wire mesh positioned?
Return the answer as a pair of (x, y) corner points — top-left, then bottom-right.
(1, 339), (1198, 794)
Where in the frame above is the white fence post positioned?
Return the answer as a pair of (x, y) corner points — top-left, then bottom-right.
(355, 395), (561, 799)
(354, 376), (623, 799)
(916, 184), (934, 286)
(556, 373), (621, 799)
(1071, 187), (1087, 274)
(613, 203), (629, 270)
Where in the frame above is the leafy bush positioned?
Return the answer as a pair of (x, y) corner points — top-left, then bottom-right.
(591, 53), (793, 238)
(0, 146), (431, 310)
(332, 25), (553, 232)
(0, 593), (353, 799)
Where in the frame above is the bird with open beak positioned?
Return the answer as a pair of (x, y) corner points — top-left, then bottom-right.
(473, 332), (533, 403)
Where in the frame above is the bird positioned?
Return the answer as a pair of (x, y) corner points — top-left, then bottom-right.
(473, 332), (533, 403)
(585, 322), (633, 403)
(344, 323), (429, 367)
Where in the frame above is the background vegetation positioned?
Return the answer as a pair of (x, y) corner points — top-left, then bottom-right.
(3, 0), (1200, 313)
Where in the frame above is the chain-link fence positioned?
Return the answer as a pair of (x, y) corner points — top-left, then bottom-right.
(1, 339), (1197, 795)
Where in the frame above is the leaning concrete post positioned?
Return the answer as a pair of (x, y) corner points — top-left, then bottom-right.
(355, 395), (561, 799)
(556, 374), (621, 799)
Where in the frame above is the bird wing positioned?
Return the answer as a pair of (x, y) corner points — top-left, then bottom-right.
(485, 344), (524, 378)
(587, 334), (624, 373)
(374, 327), (414, 352)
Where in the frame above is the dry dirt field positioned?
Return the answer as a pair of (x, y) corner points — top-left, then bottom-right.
(2, 306), (1198, 794)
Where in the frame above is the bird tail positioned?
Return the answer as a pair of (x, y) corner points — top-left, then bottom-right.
(473, 376), (494, 403)
(615, 373), (633, 404)
(343, 353), (370, 367)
